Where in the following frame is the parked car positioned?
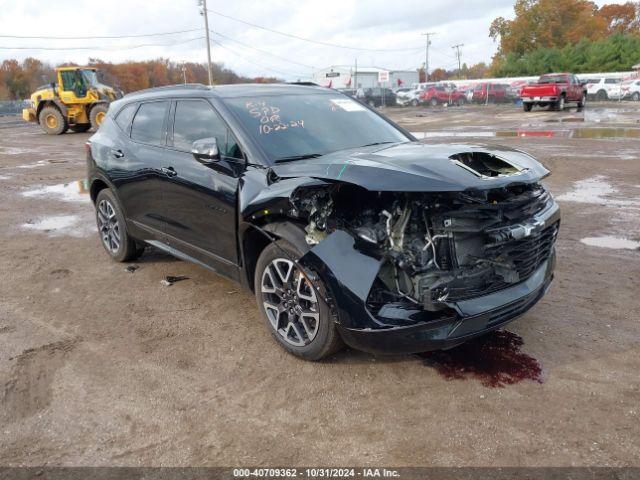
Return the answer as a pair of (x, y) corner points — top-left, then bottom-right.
(87, 83), (559, 360)
(586, 77), (622, 101)
(621, 79), (640, 101)
(419, 85), (466, 106)
(396, 87), (422, 107)
(520, 73), (586, 111)
(357, 87), (396, 107)
(471, 83), (509, 103)
(506, 80), (530, 101)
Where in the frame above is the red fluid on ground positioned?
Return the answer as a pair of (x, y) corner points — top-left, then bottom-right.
(417, 330), (543, 388)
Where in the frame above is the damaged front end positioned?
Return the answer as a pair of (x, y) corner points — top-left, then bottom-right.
(285, 178), (559, 354)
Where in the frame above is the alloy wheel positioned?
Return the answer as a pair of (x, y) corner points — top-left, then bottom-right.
(97, 199), (121, 253)
(261, 258), (320, 347)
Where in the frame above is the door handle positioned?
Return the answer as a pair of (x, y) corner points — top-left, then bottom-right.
(161, 166), (177, 177)
(111, 149), (124, 158)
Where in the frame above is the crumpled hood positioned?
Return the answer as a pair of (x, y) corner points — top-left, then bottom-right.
(270, 142), (549, 192)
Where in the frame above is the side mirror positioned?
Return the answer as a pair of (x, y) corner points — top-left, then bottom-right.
(191, 137), (220, 164)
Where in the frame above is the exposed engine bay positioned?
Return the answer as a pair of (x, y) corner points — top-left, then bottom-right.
(290, 181), (558, 315)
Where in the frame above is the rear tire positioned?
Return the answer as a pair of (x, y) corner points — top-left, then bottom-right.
(596, 90), (607, 101)
(95, 189), (144, 262)
(70, 124), (91, 133)
(632, 92), (639, 101)
(254, 240), (343, 361)
(429, 98), (438, 107)
(90, 104), (109, 130)
(556, 96), (565, 111)
(38, 106), (67, 135)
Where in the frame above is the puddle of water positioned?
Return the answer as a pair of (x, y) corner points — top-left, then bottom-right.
(581, 236), (640, 250)
(22, 215), (95, 237)
(557, 176), (640, 208)
(22, 180), (90, 203)
(416, 330), (543, 388)
(0, 146), (34, 155)
(14, 160), (48, 169)
(0, 174), (11, 180)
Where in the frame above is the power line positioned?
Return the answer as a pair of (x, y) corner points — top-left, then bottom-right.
(207, 8), (423, 52)
(211, 39), (307, 78)
(0, 36), (206, 51)
(0, 28), (202, 40)
(212, 31), (315, 69)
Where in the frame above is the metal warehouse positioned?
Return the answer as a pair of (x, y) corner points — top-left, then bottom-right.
(312, 66), (419, 89)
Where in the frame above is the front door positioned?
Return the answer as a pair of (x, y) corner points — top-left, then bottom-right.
(160, 98), (244, 279)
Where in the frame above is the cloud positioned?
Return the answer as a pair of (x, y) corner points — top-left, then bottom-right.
(0, 0), (629, 80)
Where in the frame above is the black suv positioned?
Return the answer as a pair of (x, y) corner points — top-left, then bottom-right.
(88, 83), (559, 361)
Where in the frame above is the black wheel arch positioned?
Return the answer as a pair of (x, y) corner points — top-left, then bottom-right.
(240, 219), (309, 292)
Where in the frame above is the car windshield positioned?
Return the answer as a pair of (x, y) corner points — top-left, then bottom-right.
(225, 93), (409, 162)
(538, 75), (567, 84)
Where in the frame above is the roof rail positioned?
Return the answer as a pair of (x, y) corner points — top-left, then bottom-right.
(124, 83), (210, 97)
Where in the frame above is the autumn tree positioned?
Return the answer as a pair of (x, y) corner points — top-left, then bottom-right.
(490, 0), (612, 57)
(596, 2), (640, 34)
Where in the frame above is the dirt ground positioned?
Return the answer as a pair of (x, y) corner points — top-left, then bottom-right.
(1, 102), (639, 467)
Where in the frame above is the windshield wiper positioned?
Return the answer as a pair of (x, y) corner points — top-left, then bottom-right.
(275, 153), (323, 163)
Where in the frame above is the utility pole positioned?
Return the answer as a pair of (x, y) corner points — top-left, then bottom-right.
(421, 32), (436, 82)
(354, 57), (358, 92)
(182, 63), (187, 84)
(199, 0), (213, 86)
(452, 43), (464, 77)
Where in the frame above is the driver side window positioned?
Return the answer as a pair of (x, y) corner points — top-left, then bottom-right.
(172, 100), (242, 159)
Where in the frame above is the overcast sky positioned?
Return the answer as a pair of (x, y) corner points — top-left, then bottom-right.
(0, 0), (626, 80)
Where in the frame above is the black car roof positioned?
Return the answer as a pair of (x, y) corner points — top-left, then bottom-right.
(121, 83), (331, 102)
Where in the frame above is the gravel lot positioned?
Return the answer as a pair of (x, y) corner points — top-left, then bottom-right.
(1, 102), (639, 467)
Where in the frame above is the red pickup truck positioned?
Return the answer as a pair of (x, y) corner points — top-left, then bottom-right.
(520, 73), (587, 111)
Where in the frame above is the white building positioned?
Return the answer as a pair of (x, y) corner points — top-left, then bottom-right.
(312, 66), (419, 89)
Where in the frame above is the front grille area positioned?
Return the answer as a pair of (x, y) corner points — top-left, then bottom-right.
(444, 221), (558, 302)
(486, 221), (559, 280)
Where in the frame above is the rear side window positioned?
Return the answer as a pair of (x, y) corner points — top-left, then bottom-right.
(605, 78), (620, 84)
(131, 101), (168, 145)
(115, 103), (137, 132)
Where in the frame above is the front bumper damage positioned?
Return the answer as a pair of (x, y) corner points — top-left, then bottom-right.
(243, 142), (561, 355)
(298, 193), (559, 355)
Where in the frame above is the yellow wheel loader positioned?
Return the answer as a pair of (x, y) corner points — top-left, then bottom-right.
(22, 67), (122, 135)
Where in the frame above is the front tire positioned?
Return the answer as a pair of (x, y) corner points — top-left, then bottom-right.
(95, 189), (144, 262)
(577, 93), (586, 108)
(523, 103), (533, 112)
(38, 106), (67, 135)
(632, 92), (640, 101)
(555, 96), (565, 111)
(255, 240), (343, 361)
(429, 98), (438, 107)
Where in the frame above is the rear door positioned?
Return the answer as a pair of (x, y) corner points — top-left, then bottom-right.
(111, 100), (170, 239)
(160, 98), (244, 279)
